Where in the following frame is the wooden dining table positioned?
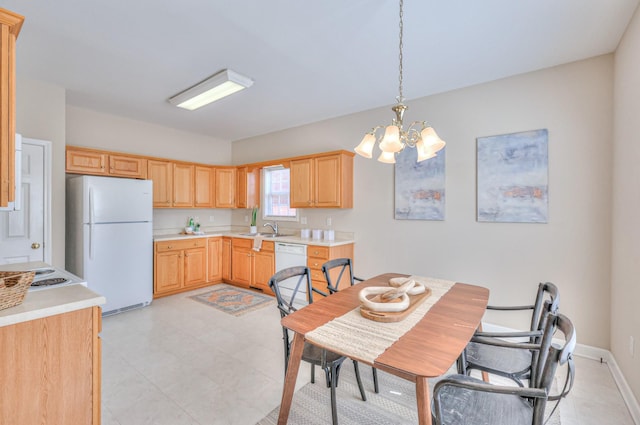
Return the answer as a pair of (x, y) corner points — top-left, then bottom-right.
(277, 273), (490, 425)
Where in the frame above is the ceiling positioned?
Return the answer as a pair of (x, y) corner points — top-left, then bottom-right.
(4, 0), (639, 142)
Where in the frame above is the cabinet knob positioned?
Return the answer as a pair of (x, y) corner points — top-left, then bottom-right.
(168, 245), (173, 249)
(185, 253), (189, 257)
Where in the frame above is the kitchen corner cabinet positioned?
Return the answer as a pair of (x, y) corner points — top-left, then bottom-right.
(0, 9), (23, 207)
(66, 146), (147, 179)
(307, 243), (354, 294)
(230, 238), (274, 293)
(154, 238), (208, 297)
(207, 237), (222, 282)
(195, 166), (215, 208)
(290, 151), (354, 208)
(236, 166), (260, 209)
(222, 237), (231, 281)
(215, 167), (236, 208)
(0, 306), (102, 424)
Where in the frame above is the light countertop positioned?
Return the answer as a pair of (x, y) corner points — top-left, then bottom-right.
(153, 231), (355, 247)
(0, 284), (105, 327)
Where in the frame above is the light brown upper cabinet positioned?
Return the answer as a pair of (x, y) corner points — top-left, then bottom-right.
(290, 151), (354, 208)
(0, 8), (23, 207)
(236, 166), (260, 209)
(172, 163), (194, 208)
(66, 146), (146, 179)
(147, 159), (173, 208)
(215, 167), (236, 208)
(194, 166), (215, 208)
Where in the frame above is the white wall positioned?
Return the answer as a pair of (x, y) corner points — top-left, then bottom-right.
(66, 106), (234, 233)
(232, 55), (614, 349)
(612, 4), (640, 402)
(14, 77), (66, 267)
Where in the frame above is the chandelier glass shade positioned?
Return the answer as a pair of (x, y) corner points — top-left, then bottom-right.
(354, 0), (445, 164)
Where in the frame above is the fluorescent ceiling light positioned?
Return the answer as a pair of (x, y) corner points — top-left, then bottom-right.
(168, 69), (253, 111)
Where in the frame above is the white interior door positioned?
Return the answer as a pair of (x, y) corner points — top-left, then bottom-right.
(0, 141), (47, 264)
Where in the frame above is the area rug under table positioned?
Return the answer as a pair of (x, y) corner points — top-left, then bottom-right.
(256, 362), (562, 425)
(189, 284), (274, 316)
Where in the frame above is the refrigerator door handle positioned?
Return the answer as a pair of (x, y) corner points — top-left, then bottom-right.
(89, 187), (94, 260)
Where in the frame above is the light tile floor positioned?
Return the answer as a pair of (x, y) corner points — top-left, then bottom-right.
(101, 286), (636, 425)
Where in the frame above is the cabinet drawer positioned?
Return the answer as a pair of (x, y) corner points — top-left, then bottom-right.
(232, 238), (252, 249)
(308, 258), (326, 271)
(310, 269), (325, 282)
(155, 238), (206, 252)
(308, 245), (329, 259)
(261, 241), (275, 252)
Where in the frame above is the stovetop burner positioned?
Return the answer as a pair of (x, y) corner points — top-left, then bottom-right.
(31, 277), (69, 287)
(34, 268), (55, 276)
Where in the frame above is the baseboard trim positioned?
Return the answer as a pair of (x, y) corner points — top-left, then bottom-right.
(482, 322), (640, 424)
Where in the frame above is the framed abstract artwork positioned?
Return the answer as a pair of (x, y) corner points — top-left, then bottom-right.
(477, 129), (548, 223)
(394, 146), (445, 220)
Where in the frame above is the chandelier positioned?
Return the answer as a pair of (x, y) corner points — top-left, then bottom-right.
(354, 0), (445, 164)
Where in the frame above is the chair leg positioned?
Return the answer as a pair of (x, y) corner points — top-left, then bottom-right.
(372, 367), (379, 394)
(311, 363), (315, 384)
(352, 360), (367, 401)
(330, 362), (339, 425)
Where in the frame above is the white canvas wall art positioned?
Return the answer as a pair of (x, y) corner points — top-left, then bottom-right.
(477, 129), (548, 223)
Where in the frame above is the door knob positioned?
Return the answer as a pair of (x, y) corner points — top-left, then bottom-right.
(31, 242), (41, 249)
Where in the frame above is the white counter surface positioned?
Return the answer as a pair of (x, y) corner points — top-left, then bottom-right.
(0, 283), (105, 328)
(154, 231), (355, 247)
(0, 261), (106, 326)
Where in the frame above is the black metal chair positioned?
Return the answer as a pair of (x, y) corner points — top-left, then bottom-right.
(457, 282), (560, 387)
(434, 312), (576, 425)
(268, 266), (367, 425)
(321, 257), (380, 394)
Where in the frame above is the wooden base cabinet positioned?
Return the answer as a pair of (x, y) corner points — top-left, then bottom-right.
(0, 306), (102, 424)
(230, 238), (274, 293)
(154, 238), (208, 297)
(307, 243), (354, 294)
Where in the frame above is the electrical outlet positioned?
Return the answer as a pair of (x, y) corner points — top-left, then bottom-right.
(630, 336), (635, 357)
(244, 215), (249, 222)
(301, 216), (307, 225)
(209, 215), (215, 222)
(326, 217), (332, 227)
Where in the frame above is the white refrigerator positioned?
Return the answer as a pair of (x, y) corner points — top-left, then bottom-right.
(66, 175), (153, 315)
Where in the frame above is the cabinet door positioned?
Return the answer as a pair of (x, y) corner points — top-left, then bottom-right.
(155, 250), (183, 294)
(314, 154), (341, 207)
(109, 154), (147, 179)
(148, 160), (173, 208)
(184, 247), (206, 286)
(207, 237), (222, 282)
(0, 10), (23, 207)
(66, 149), (108, 175)
(236, 167), (248, 209)
(290, 158), (314, 208)
(194, 166), (214, 208)
(222, 238), (231, 281)
(253, 250), (275, 290)
(231, 246), (252, 287)
(173, 163), (194, 208)
(215, 168), (236, 208)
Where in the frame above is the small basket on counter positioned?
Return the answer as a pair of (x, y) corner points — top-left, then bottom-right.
(0, 271), (35, 311)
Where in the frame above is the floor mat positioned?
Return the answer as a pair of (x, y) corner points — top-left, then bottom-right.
(189, 284), (274, 316)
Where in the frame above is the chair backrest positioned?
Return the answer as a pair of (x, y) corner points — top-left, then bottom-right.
(530, 282), (560, 334)
(531, 313), (576, 422)
(321, 258), (355, 294)
(268, 266), (314, 318)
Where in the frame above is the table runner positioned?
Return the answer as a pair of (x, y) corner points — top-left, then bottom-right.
(305, 276), (455, 363)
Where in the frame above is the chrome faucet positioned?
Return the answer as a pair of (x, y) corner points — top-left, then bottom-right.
(263, 222), (278, 234)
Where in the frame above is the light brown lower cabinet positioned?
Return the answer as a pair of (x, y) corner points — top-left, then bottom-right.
(0, 306), (102, 424)
(307, 243), (355, 294)
(230, 238), (274, 294)
(154, 238), (209, 297)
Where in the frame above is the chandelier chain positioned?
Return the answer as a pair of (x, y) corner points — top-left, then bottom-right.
(398, 0), (404, 103)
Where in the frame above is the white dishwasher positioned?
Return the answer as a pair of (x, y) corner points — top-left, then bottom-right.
(274, 242), (308, 307)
